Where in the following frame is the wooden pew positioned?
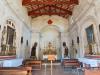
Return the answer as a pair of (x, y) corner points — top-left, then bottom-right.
(0, 66), (32, 75)
(62, 59), (80, 68)
(23, 59), (42, 70)
(62, 59), (81, 74)
(0, 70), (27, 75)
(84, 69), (100, 75)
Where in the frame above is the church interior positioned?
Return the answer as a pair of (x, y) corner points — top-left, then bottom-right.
(0, 0), (100, 75)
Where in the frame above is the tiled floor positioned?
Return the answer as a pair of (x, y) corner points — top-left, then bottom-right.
(32, 64), (83, 75)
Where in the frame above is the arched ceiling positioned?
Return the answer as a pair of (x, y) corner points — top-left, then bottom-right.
(22, 0), (79, 18)
(31, 15), (68, 32)
(41, 26), (60, 39)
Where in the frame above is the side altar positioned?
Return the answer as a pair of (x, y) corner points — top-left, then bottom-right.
(43, 42), (57, 60)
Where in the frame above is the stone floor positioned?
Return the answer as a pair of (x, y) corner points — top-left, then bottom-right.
(32, 64), (83, 75)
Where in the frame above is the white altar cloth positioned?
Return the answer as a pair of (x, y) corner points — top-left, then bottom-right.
(43, 55), (57, 60)
(78, 58), (100, 67)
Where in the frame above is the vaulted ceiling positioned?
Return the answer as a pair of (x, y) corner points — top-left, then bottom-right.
(22, 0), (79, 18)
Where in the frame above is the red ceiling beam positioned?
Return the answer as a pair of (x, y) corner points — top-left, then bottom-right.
(28, 5), (72, 16)
(22, 0), (31, 5)
(31, 5), (48, 11)
(51, 5), (72, 15)
(70, 0), (79, 5)
(28, 12), (69, 16)
(22, 0), (79, 6)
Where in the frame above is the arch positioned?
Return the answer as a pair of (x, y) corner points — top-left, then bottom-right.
(80, 15), (98, 56)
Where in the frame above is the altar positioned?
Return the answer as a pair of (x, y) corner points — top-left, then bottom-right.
(43, 42), (57, 60)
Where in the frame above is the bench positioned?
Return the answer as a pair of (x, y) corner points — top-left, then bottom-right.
(0, 66), (32, 75)
(62, 59), (80, 68)
(23, 60), (42, 70)
(0, 70), (27, 75)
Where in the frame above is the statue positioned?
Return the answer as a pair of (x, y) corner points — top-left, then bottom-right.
(63, 42), (68, 57)
(31, 42), (37, 59)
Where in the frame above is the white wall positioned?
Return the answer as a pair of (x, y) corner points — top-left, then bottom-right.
(0, 0), (32, 59)
(68, 0), (100, 58)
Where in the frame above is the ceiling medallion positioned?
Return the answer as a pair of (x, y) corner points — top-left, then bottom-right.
(48, 19), (53, 25)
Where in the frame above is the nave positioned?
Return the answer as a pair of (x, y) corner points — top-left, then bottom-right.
(0, 0), (100, 75)
(32, 64), (83, 75)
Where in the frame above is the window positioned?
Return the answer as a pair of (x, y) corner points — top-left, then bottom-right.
(85, 25), (95, 55)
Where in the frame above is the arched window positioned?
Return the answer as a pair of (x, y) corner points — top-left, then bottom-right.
(1, 19), (16, 56)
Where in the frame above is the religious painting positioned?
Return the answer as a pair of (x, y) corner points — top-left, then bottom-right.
(86, 25), (95, 44)
(85, 25), (95, 55)
(0, 20), (16, 56)
(6, 26), (15, 45)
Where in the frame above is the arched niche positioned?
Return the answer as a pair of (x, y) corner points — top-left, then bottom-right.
(81, 16), (99, 56)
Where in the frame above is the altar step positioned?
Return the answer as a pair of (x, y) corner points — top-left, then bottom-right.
(42, 60), (61, 63)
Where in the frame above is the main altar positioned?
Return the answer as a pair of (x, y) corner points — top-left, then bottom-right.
(43, 42), (57, 60)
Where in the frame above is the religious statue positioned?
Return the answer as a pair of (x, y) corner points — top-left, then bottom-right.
(63, 42), (68, 57)
(31, 42), (37, 59)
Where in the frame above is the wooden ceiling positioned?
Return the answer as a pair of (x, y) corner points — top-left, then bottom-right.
(22, 0), (79, 18)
